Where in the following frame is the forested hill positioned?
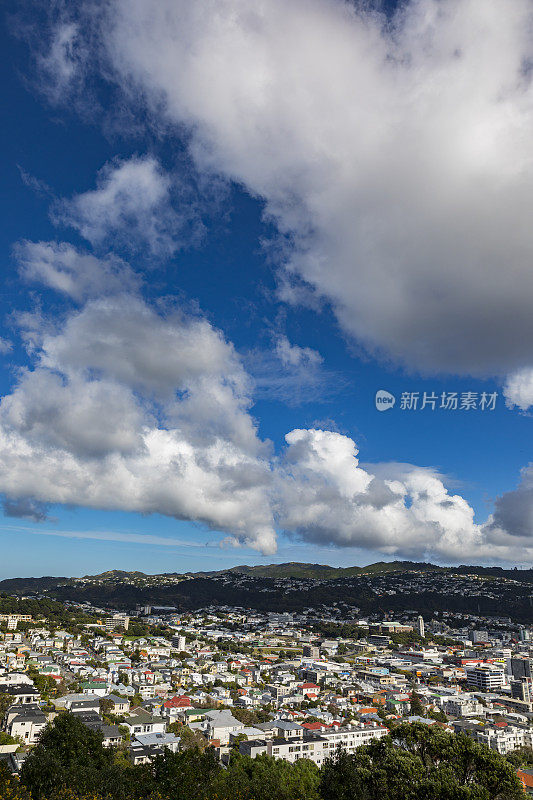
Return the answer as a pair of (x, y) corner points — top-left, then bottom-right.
(1, 560), (533, 621)
(195, 560), (441, 579)
(3, 560), (533, 589)
(204, 560), (533, 580)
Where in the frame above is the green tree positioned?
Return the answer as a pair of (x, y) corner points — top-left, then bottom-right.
(213, 751), (320, 800)
(232, 707), (272, 726)
(0, 764), (31, 800)
(20, 713), (115, 799)
(178, 724), (208, 751)
(319, 723), (523, 800)
(428, 708), (448, 723)
(117, 724), (130, 742)
(27, 669), (60, 700)
(506, 745), (533, 768)
(150, 747), (221, 800)
(409, 691), (425, 717)
(99, 697), (114, 718)
(0, 730), (20, 745)
(0, 692), (14, 720)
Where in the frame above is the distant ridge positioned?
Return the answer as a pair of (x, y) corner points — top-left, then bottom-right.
(1, 560), (532, 622)
(204, 560), (444, 580)
(1, 560), (531, 587)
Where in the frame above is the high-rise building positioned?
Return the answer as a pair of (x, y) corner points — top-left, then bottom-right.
(417, 616), (425, 638)
(104, 613), (129, 632)
(511, 657), (533, 680)
(519, 627), (531, 642)
(511, 678), (531, 703)
(172, 635), (187, 651)
(466, 664), (505, 691)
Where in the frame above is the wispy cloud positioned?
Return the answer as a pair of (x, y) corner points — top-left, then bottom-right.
(51, 155), (204, 259)
(246, 335), (347, 406)
(0, 523), (212, 549)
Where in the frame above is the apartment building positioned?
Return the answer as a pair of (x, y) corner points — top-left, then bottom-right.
(241, 722), (388, 767)
(0, 615), (32, 631)
(475, 725), (525, 755)
(443, 696), (484, 718)
(465, 664), (505, 691)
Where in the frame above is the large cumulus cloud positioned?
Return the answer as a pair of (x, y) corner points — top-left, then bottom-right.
(6, 0), (533, 561)
(276, 428), (533, 563)
(1, 279), (533, 561)
(51, 0), (533, 376)
(0, 288), (277, 554)
(280, 429), (466, 558)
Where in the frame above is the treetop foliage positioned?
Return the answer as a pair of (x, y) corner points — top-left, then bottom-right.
(3, 715), (523, 800)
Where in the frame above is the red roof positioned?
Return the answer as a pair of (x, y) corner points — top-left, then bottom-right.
(518, 769), (533, 789)
(302, 722), (331, 730)
(164, 696), (192, 708)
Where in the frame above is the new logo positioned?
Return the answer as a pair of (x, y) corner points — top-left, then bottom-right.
(375, 390), (396, 411)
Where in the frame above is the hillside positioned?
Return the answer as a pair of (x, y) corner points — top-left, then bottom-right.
(1, 560), (533, 621)
(215, 560), (445, 579)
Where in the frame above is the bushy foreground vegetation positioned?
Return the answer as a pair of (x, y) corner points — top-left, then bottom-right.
(0, 715), (523, 800)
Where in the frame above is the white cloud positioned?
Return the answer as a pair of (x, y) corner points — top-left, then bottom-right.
(37, 22), (85, 103)
(485, 465), (533, 543)
(0, 339), (13, 355)
(52, 156), (201, 257)
(15, 240), (140, 301)
(274, 335), (322, 369)
(2, 294), (533, 560)
(10, 0), (533, 564)
(0, 524), (210, 549)
(82, 0), (533, 376)
(503, 368), (533, 411)
(246, 334), (336, 405)
(0, 295), (276, 554)
(1, 368), (147, 458)
(276, 427), (533, 564)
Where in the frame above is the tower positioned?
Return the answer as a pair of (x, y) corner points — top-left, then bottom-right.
(520, 627), (531, 642)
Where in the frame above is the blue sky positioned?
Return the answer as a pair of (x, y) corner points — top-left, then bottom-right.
(1, 0), (533, 578)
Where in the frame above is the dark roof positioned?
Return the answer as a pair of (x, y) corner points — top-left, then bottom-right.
(72, 710), (101, 720)
(100, 725), (121, 738)
(11, 711), (47, 724)
(0, 685), (38, 696)
(71, 699), (99, 711)
(106, 694), (128, 704)
(7, 703), (41, 716)
(240, 738), (268, 747)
